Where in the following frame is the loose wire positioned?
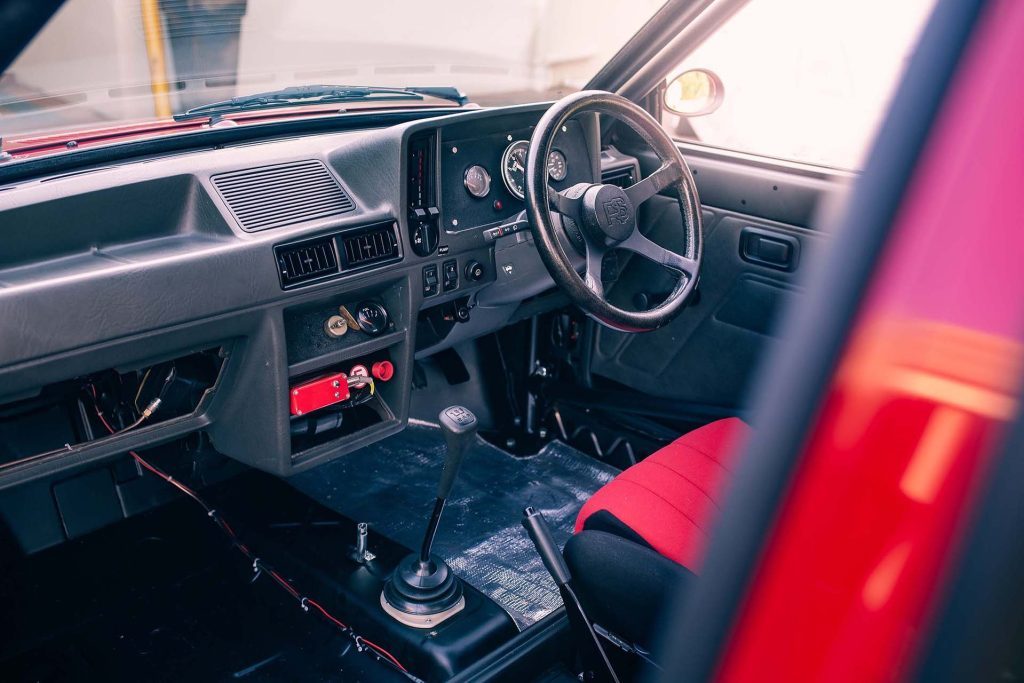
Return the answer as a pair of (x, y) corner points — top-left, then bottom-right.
(88, 385), (413, 679)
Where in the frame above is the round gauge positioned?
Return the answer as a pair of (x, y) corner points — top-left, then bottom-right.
(547, 150), (568, 182)
(501, 140), (529, 200)
(463, 164), (491, 198)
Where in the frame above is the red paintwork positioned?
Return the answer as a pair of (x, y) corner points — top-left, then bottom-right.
(575, 417), (749, 570)
(289, 372), (350, 417)
(716, 0), (1024, 681)
(1, 100), (458, 160)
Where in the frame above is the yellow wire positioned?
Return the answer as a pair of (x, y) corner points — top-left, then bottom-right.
(134, 368), (153, 412)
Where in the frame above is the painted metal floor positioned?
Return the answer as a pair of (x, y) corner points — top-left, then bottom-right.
(288, 423), (618, 629)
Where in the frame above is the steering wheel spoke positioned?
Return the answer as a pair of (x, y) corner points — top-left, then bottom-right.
(583, 242), (606, 298)
(624, 162), (683, 206)
(548, 184), (582, 220)
(621, 231), (696, 278)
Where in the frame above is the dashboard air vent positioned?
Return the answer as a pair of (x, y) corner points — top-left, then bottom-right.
(602, 166), (637, 189)
(212, 160), (354, 232)
(275, 236), (339, 288)
(339, 223), (400, 268)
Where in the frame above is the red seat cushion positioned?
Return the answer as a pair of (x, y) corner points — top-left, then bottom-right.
(575, 417), (750, 572)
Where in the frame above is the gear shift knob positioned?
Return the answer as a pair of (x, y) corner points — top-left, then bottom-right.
(436, 406), (478, 499)
(381, 407), (477, 627)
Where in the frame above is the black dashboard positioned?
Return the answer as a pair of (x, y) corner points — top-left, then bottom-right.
(0, 103), (638, 496)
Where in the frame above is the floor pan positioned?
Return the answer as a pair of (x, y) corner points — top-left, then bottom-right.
(289, 423), (618, 629)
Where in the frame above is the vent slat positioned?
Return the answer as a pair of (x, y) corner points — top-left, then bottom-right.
(218, 179), (340, 203)
(212, 160), (355, 231)
(241, 206), (354, 230)
(216, 171), (336, 193)
(339, 224), (398, 268)
(231, 191), (351, 219)
(276, 235), (340, 287)
(601, 167), (636, 189)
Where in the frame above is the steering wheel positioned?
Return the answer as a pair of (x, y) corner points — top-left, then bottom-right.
(525, 90), (703, 332)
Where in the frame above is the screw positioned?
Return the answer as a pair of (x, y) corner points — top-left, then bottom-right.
(506, 437), (516, 449)
(539, 428), (548, 439)
(451, 146), (458, 154)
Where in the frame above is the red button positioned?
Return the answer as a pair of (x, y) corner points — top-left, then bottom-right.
(372, 360), (395, 382)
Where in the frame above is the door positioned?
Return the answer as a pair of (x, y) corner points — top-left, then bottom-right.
(588, 0), (936, 418)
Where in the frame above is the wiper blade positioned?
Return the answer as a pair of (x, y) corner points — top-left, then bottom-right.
(173, 84), (467, 122)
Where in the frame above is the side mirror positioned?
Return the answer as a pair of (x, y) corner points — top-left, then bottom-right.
(664, 69), (724, 117)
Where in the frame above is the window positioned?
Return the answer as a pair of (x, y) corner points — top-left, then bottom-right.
(661, 0), (937, 170)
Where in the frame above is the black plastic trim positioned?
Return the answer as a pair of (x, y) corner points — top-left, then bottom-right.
(274, 220), (402, 290)
(448, 607), (572, 683)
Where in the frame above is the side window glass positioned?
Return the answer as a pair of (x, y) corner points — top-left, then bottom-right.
(661, 0), (937, 170)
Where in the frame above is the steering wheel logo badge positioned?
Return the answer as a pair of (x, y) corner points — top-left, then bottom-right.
(603, 197), (630, 225)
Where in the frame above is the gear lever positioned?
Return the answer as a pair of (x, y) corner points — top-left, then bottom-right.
(381, 406), (477, 627)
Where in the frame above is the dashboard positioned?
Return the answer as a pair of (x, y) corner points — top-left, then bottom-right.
(0, 103), (638, 494)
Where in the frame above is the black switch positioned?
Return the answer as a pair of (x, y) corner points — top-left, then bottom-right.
(442, 259), (459, 292)
(423, 264), (439, 297)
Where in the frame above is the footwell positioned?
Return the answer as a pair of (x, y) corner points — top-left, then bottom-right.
(288, 423), (618, 629)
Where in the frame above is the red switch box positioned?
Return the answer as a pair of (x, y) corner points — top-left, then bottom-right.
(289, 372), (350, 416)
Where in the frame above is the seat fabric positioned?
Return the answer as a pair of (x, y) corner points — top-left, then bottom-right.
(574, 417), (750, 571)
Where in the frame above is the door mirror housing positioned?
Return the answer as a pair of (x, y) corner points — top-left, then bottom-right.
(664, 69), (724, 116)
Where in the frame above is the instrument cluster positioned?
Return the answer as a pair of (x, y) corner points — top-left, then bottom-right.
(439, 118), (591, 234)
(462, 140), (569, 201)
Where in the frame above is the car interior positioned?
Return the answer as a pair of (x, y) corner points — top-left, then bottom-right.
(0, 3), (864, 681)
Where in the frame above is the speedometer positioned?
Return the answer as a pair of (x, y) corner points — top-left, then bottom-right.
(500, 140), (529, 200)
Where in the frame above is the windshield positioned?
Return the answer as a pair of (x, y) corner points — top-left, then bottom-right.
(0, 0), (666, 139)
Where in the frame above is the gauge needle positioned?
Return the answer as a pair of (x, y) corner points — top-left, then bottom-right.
(513, 161), (524, 172)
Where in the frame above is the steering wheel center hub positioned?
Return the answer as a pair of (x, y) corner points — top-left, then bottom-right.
(582, 184), (635, 243)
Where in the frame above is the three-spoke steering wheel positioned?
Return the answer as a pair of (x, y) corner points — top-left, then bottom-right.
(525, 90), (703, 332)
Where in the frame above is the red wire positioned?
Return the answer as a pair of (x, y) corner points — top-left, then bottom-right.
(88, 386), (409, 676)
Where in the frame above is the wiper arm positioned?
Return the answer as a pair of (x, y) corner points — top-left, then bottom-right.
(173, 84), (467, 122)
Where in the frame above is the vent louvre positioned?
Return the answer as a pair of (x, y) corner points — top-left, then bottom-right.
(276, 236), (339, 288)
(273, 222), (401, 290)
(340, 224), (399, 268)
(213, 160), (354, 231)
(602, 166), (636, 189)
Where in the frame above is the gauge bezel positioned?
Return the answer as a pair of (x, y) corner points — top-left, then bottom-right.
(547, 149), (568, 182)
(500, 139), (529, 200)
(463, 164), (491, 198)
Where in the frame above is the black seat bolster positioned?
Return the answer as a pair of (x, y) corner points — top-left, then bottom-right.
(563, 530), (696, 651)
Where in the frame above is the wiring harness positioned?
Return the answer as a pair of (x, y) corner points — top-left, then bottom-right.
(86, 379), (418, 682)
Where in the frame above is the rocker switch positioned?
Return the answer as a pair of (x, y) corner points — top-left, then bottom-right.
(442, 259), (459, 292)
(423, 264), (439, 297)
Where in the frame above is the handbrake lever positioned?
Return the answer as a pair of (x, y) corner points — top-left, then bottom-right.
(522, 507), (620, 683)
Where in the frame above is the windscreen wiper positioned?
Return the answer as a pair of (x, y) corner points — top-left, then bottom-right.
(173, 84), (468, 122)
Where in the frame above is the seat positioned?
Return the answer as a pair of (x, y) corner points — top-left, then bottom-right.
(563, 417), (750, 651)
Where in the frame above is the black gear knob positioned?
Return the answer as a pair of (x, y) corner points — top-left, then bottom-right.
(436, 406), (477, 500)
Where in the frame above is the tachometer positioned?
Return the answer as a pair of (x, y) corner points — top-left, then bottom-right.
(547, 149), (568, 182)
(501, 140), (529, 200)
